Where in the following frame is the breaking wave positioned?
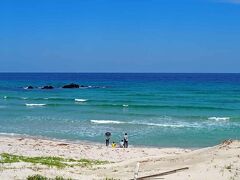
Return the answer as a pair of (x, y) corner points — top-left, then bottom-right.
(90, 120), (188, 128)
(25, 103), (47, 107)
(91, 120), (124, 124)
(208, 117), (230, 121)
(75, 99), (88, 102)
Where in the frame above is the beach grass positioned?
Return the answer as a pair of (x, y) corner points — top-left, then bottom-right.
(26, 175), (119, 180)
(27, 174), (72, 180)
(0, 153), (108, 168)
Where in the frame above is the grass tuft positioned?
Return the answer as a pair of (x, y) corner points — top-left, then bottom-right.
(27, 174), (48, 180)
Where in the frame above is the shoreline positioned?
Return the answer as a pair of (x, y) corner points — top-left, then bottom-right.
(0, 132), (202, 150)
(0, 133), (104, 147)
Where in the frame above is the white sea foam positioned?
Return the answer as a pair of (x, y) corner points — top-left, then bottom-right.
(91, 120), (124, 124)
(25, 103), (46, 107)
(90, 120), (187, 128)
(0, 132), (21, 136)
(143, 122), (185, 128)
(123, 104), (129, 107)
(208, 117), (230, 121)
(3, 96), (7, 99)
(75, 99), (88, 102)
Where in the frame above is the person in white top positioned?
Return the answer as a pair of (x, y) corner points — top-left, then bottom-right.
(120, 140), (124, 148)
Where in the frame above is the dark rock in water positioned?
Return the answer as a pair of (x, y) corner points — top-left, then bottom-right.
(42, 86), (54, 89)
(62, 83), (80, 88)
(25, 86), (34, 89)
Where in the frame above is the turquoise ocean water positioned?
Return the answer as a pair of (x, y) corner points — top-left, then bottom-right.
(0, 73), (239, 148)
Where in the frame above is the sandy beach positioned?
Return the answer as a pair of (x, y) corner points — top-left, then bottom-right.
(0, 135), (239, 180)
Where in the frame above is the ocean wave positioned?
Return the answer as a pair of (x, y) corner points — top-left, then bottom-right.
(90, 120), (187, 128)
(208, 117), (230, 121)
(3, 96), (29, 100)
(3, 96), (89, 102)
(2, 96), (238, 111)
(144, 123), (185, 128)
(89, 104), (236, 110)
(75, 99), (88, 102)
(3, 96), (28, 100)
(25, 103), (47, 107)
(0, 132), (23, 136)
(91, 120), (124, 124)
(42, 97), (70, 101)
(90, 119), (235, 128)
(38, 97), (72, 101)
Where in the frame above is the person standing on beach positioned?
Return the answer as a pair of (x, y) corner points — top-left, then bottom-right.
(123, 133), (128, 148)
(105, 132), (111, 147)
(106, 136), (110, 146)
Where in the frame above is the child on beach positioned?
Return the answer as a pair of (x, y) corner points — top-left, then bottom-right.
(120, 140), (124, 148)
(111, 141), (116, 148)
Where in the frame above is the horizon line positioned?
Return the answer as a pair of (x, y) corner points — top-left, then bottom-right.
(0, 72), (240, 74)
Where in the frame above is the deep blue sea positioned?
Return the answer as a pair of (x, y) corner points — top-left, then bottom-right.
(0, 73), (240, 148)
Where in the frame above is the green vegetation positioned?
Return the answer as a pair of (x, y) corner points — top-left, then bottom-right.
(27, 174), (72, 180)
(225, 164), (232, 170)
(27, 174), (48, 180)
(0, 153), (108, 168)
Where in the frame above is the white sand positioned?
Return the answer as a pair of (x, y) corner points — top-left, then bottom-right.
(0, 135), (239, 180)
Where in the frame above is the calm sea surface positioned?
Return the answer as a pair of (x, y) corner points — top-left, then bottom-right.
(0, 73), (240, 147)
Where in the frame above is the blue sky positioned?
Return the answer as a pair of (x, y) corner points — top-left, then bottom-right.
(0, 0), (240, 72)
